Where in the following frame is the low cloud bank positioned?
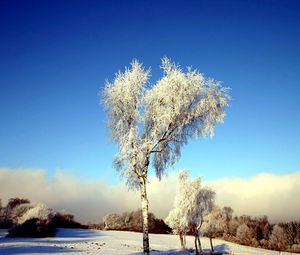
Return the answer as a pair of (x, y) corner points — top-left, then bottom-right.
(210, 172), (300, 222)
(0, 167), (299, 223)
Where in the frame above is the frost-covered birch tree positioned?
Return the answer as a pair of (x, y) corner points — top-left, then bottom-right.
(166, 171), (215, 254)
(166, 172), (191, 249)
(102, 57), (229, 254)
(202, 206), (226, 253)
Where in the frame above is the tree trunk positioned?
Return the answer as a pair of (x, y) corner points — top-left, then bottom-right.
(196, 225), (203, 255)
(197, 234), (202, 255)
(194, 234), (199, 255)
(140, 178), (150, 255)
(179, 233), (185, 249)
(209, 237), (214, 253)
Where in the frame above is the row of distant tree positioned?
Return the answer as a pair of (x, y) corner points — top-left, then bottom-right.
(202, 206), (300, 253)
(101, 206), (300, 254)
(102, 209), (171, 234)
(0, 198), (86, 237)
(1, 196), (300, 253)
(163, 171), (300, 254)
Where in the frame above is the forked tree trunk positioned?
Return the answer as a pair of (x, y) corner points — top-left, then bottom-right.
(140, 177), (150, 255)
(194, 233), (203, 255)
(179, 232), (185, 249)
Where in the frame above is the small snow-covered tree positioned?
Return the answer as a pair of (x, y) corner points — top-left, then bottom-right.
(236, 223), (252, 245)
(189, 177), (215, 254)
(128, 209), (143, 232)
(269, 224), (288, 251)
(166, 206), (187, 249)
(166, 171), (215, 254)
(11, 203), (33, 224)
(4, 198), (30, 226)
(281, 221), (300, 248)
(228, 217), (240, 237)
(103, 213), (125, 230)
(102, 58), (229, 254)
(18, 203), (53, 224)
(202, 206), (226, 252)
(222, 206), (233, 235)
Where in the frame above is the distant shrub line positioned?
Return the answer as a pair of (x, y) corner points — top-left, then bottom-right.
(193, 206), (300, 253)
(102, 209), (171, 234)
(1, 197), (299, 253)
(0, 197), (87, 238)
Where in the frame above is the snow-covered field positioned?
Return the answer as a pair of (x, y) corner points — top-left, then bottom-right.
(0, 228), (296, 255)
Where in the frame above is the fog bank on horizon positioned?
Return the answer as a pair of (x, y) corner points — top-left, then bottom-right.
(0, 167), (299, 223)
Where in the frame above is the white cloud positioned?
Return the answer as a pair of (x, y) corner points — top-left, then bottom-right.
(0, 168), (139, 223)
(0, 167), (299, 223)
(209, 172), (300, 222)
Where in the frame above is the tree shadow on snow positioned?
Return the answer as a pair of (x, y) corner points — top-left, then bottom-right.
(1, 228), (105, 245)
(130, 249), (194, 255)
(213, 243), (231, 254)
(131, 244), (231, 255)
(202, 244), (231, 255)
(55, 228), (105, 238)
(0, 245), (81, 254)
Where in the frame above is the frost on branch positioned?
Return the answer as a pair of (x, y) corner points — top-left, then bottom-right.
(102, 58), (230, 188)
(202, 206), (226, 238)
(165, 170), (215, 251)
(202, 206), (227, 252)
(269, 224), (288, 251)
(102, 60), (150, 188)
(8, 203), (55, 238)
(18, 203), (53, 224)
(236, 223), (253, 245)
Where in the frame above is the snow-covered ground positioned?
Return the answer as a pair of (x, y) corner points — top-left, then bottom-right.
(0, 228), (296, 255)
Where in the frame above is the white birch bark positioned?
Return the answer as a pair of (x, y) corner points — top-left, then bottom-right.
(140, 177), (149, 254)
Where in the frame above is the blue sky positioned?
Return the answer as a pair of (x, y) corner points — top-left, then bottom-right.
(1, 0), (300, 184)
